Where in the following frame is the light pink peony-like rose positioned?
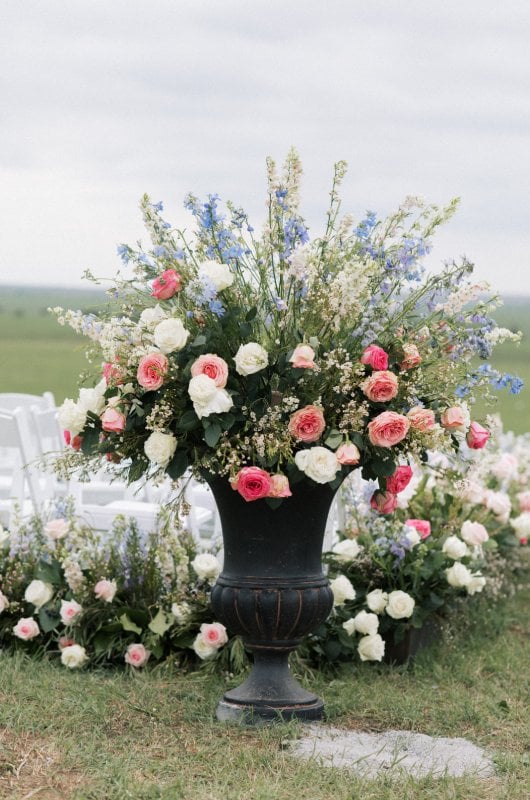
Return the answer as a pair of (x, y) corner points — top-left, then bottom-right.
(94, 579), (117, 603)
(368, 411), (410, 448)
(440, 406), (466, 430)
(289, 344), (316, 369)
(137, 353), (169, 390)
(370, 491), (398, 514)
(466, 421), (490, 450)
(268, 473), (292, 498)
(517, 490), (530, 512)
(288, 405), (326, 443)
(101, 407), (126, 433)
(405, 519), (431, 539)
(386, 465), (413, 494)
(125, 643), (151, 668)
(361, 344), (388, 371)
(190, 354), (229, 388)
(151, 269), (182, 300)
(13, 617), (40, 640)
(407, 406), (435, 432)
(102, 361), (125, 386)
(400, 343), (422, 370)
(361, 371), (399, 403)
(232, 467), (272, 502)
(60, 599), (83, 626)
(461, 520), (489, 546)
(199, 622), (228, 649)
(336, 443), (361, 465)
(44, 518), (70, 540)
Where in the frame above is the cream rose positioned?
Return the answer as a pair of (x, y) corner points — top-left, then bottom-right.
(198, 259), (234, 291)
(24, 580), (53, 609)
(144, 431), (177, 466)
(153, 317), (190, 354)
(57, 399), (87, 437)
(0, 590), (8, 614)
(13, 617), (40, 640)
(353, 610), (379, 636)
(385, 590), (415, 619)
(466, 573), (487, 595)
(342, 618), (357, 636)
(331, 538), (361, 562)
(329, 575), (356, 606)
(234, 342), (269, 375)
(460, 520), (489, 546)
(139, 304), (167, 329)
(442, 535), (468, 560)
(61, 644), (88, 668)
(192, 633), (218, 659)
(94, 579), (117, 602)
(191, 553), (222, 581)
(44, 518), (70, 541)
(78, 382), (106, 416)
(446, 562), (472, 588)
(188, 374), (233, 419)
(357, 633), (385, 662)
(365, 588), (389, 614)
(294, 446), (340, 484)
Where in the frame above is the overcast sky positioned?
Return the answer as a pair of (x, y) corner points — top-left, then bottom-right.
(1, 0), (529, 295)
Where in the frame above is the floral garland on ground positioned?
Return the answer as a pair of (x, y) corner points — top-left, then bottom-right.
(50, 149), (521, 511)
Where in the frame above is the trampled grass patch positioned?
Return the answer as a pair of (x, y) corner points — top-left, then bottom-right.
(0, 588), (528, 799)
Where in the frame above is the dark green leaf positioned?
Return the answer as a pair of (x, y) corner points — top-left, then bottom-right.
(204, 423), (222, 448)
(245, 307), (257, 322)
(176, 409), (200, 432)
(166, 450), (189, 480)
(35, 559), (62, 585)
(81, 426), (100, 455)
(38, 607), (60, 633)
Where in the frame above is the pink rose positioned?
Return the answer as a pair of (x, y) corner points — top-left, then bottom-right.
(400, 344), (422, 370)
(289, 344), (316, 369)
(191, 354), (229, 388)
(405, 519), (431, 540)
(13, 617), (40, 641)
(407, 406), (435, 432)
(336, 443), (361, 465)
(370, 491), (398, 514)
(58, 636), (76, 650)
(466, 421), (490, 450)
(361, 371), (399, 403)
(199, 622), (228, 649)
(440, 406), (466, 430)
(63, 431), (83, 450)
(232, 467), (273, 502)
(101, 407), (126, 433)
(288, 405), (326, 443)
(361, 344), (388, 370)
(60, 599), (83, 625)
(368, 411), (410, 448)
(103, 361), (125, 386)
(386, 465), (413, 494)
(137, 353), (169, 390)
(151, 269), (182, 300)
(517, 491), (530, 512)
(125, 643), (150, 668)
(268, 474), (292, 498)
(94, 579), (117, 603)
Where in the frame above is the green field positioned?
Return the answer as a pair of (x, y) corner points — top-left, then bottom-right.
(0, 286), (528, 433)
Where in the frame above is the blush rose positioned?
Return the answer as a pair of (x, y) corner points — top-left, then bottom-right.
(289, 344), (316, 369)
(386, 465), (413, 494)
(101, 407), (126, 433)
(400, 343), (421, 370)
(361, 371), (399, 403)
(232, 467), (272, 502)
(288, 405), (326, 443)
(407, 406), (435, 431)
(191, 354), (229, 388)
(151, 269), (182, 300)
(361, 344), (388, 370)
(405, 518), (431, 539)
(370, 491), (398, 514)
(368, 411), (410, 448)
(137, 353), (169, 390)
(466, 421), (490, 449)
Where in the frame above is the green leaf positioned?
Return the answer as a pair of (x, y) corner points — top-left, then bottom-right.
(323, 639), (342, 661)
(35, 559), (62, 585)
(148, 609), (173, 636)
(176, 409), (200, 431)
(128, 459), (148, 484)
(221, 413), (235, 431)
(245, 307), (258, 322)
(119, 614), (143, 635)
(239, 321), (252, 339)
(166, 450), (189, 480)
(204, 423), (222, 448)
(265, 497), (283, 510)
(325, 430), (343, 450)
(38, 607), (60, 633)
(371, 458), (397, 478)
(191, 334), (207, 348)
(81, 425), (100, 455)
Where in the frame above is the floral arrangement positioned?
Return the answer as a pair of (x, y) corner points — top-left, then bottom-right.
(0, 500), (239, 671)
(51, 149), (521, 508)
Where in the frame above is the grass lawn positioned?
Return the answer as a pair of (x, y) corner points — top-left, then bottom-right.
(0, 588), (528, 800)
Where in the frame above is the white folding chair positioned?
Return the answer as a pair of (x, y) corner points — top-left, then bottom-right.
(0, 409), (40, 526)
(184, 478), (222, 551)
(0, 392), (55, 412)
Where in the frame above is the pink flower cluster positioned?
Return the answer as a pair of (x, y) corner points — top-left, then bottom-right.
(231, 467), (292, 502)
(370, 465), (413, 515)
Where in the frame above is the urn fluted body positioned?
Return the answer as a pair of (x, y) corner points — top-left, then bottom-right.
(207, 476), (337, 723)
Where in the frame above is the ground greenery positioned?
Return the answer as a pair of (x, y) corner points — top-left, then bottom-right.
(0, 585), (528, 800)
(0, 286), (528, 434)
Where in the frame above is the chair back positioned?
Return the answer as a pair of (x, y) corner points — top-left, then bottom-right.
(29, 405), (64, 457)
(0, 392), (55, 412)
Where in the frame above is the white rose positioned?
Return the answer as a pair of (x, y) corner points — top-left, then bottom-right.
(332, 538), (361, 562)
(329, 575), (356, 606)
(44, 518), (70, 541)
(153, 318), (190, 354)
(366, 589), (389, 615)
(144, 431), (177, 467)
(459, 479), (486, 505)
(460, 520), (489, 546)
(60, 599), (83, 625)
(192, 553), (222, 581)
(485, 491), (511, 523)
(139, 305), (167, 329)
(60, 644), (88, 669)
(24, 580), (54, 609)
(295, 447), (340, 484)
(0, 590), (8, 614)
(442, 535), (468, 560)
(192, 632), (217, 660)
(57, 399), (87, 436)
(198, 259), (234, 291)
(510, 513), (530, 539)
(466, 573), (487, 595)
(188, 374), (233, 419)
(78, 382), (106, 416)
(403, 526), (421, 547)
(353, 610), (379, 636)
(385, 590), (415, 620)
(357, 633), (385, 662)
(446, 562), (472, 588)
(13, 617), (40, 640)
(171, 602), (192, 624)
(234, 342), (269, 376)
(342, 618), (357, 636)
(490, 452), (518, 481)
